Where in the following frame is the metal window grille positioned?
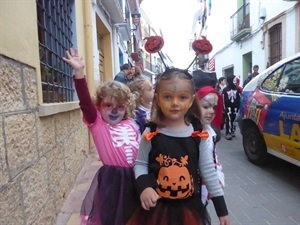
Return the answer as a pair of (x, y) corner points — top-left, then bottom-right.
(37, 0), (74, 103)
(269, 23), (282, 66)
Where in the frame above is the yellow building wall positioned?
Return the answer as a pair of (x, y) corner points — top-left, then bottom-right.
(0, 1), (92, 224)
(0, 0), (40, 69)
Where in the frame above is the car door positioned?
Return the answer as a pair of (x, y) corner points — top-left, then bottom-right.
(260, 57), (300, 163)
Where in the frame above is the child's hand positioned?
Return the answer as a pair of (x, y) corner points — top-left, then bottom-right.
(63, 48), (85, 78)
(219, 215), (230, 225)
(140, 187), (160, 210)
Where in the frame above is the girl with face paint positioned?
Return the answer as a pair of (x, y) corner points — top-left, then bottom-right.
(195, 86), (225, 209)
(127, 68), (230, 225)
(63, 48), (140, 225)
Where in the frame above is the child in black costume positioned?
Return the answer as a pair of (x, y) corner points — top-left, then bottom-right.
(127, 68), (230, 225)
(222, 75), (241, 140)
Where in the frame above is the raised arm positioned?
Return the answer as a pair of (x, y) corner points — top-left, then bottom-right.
(63, 48), (97, 124)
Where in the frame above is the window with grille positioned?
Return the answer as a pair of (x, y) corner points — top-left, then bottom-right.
(37, 0), (75, 103)
(269, 23), (282, 66)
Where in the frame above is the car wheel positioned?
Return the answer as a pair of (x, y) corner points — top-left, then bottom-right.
(243, 125), (268, 165)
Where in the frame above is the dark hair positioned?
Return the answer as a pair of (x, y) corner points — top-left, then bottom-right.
(218, 77), (226, 83)
(151, 68), (199, 125)
(192, 69), (217, 90)
(122, 63), (130, 70)
(253, 65), (259, 69)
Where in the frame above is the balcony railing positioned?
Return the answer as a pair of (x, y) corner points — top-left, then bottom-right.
(230, 3), (251, 41)
(144, 60), (156, 73)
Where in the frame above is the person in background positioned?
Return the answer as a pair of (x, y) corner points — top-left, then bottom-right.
(192, 71), (225, 209)
(235, 77), (243, 93)
(63, 48), (140, 225)
(194, 85), (225, 207)
(192, 69), (222, 141)
(216, 77), (226, 95)
(127, 68), (230, 225)
(130, 66), (143, 81)
(128, 79), (154, 134)
(222, 75), (241, 140)
(243, 65), (259, 87)
(216, 76), (227, 130)
(114, 63), (134, 84)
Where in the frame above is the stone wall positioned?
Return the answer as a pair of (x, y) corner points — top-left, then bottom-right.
(0, 55), (89, 225)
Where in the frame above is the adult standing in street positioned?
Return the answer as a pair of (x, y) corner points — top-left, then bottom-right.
(216, 77), (226, 130)
(130, 66), (143, 80)
(114, 63), (134, 84)
(243, 65), (259, 87)
(216, 77), (226, 95)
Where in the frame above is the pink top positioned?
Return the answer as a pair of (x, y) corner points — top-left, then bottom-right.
(73, 77), (139, 168)
(83, 112), (139, 168)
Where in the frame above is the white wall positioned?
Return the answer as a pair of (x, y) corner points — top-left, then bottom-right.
(206, 0), (298, 83)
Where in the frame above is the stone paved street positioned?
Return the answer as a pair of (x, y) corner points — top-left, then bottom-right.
(56, 128), (300, 225)
(207, 129), (300, 225)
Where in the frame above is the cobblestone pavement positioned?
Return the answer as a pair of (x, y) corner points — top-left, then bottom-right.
(56, 128), (300, 225)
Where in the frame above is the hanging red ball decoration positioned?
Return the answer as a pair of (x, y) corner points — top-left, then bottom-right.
(192, 36), (213, 55)
(144, 36), (164, 53)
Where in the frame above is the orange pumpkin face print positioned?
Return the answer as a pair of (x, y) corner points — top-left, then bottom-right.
(144, 36), (164, 54)
(192, 36), (213, 55)
(155, 154), (194, 199)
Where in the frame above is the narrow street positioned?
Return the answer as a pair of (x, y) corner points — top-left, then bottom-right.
(208, 128), (300, 225)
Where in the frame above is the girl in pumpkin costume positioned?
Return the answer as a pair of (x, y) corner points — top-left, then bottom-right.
(63, 48), (140, 225)
(126, 68), (230, 225)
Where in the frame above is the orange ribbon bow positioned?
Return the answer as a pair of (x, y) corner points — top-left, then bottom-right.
(143, 130), (159, 140)
(191, 130), (209, 140)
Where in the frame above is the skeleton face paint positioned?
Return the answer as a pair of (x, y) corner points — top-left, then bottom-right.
(196, 93), (218, 125)
(100, 97), (126, 125)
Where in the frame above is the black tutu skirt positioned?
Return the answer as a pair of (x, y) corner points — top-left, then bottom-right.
(126, 195), (211, 225)
(80, 165), (139, 225)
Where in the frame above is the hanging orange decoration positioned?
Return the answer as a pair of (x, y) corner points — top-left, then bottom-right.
(144, 36), (164, 53)
(192, 36), (213, 55)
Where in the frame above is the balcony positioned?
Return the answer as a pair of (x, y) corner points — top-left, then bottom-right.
(143, 59), (156, 81)
(115, 22), (131, 41)
(230, 3), (251, 42)
(100, 0), (124, 23)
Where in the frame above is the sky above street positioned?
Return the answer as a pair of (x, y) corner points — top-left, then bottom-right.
(141, 0), (197, 68)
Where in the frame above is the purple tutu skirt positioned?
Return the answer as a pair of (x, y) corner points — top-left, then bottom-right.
(80, 165), (139, 225)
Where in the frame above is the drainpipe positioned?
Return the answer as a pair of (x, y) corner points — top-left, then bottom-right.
(82, 0), (95, 95)
(82, 0), (95, 148)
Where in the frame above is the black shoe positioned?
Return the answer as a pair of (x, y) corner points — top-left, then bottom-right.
(226, 133), (232, 140)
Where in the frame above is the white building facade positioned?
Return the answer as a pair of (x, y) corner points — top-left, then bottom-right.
(191, 0), (300, 84)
